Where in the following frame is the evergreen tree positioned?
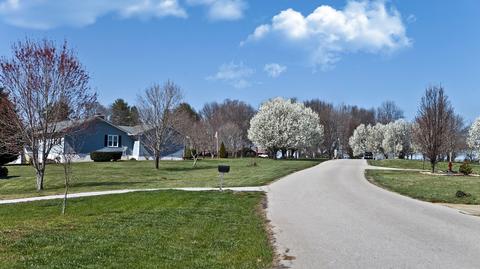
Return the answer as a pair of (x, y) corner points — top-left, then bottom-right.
(111, 99), (139, 126)
(219, 142), (228, 158)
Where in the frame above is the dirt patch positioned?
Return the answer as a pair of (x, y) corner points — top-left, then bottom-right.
(257, 195), (295, 269)
(420, 171), (480, 177)
(439, 203), (480, 217)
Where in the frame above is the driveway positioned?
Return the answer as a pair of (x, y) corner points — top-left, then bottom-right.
(266, 159), (480, 268)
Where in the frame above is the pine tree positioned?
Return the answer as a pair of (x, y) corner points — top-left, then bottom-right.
(219, 142), (228, 158)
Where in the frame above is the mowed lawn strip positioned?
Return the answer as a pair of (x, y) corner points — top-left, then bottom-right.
(1, 158), (323, 200)
(366, 169), (480, 204)
(0, 190), (273, 269)
(368, 159), (480, 173)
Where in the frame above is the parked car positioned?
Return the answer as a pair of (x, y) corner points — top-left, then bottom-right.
(258, 153), (269, 158)
(363, 152), (374, 159)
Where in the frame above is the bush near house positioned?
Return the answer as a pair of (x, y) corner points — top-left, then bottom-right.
(0, 166), (7, 178)
(90, 151), (122, 162)
(0, 153), (17, 178)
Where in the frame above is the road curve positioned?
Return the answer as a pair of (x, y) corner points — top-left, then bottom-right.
(266, 159), (480, 268)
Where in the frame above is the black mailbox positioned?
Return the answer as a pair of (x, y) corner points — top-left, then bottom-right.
(218, 165), (230, 173)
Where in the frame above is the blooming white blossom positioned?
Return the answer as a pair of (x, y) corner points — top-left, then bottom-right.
(467, 117), (480, 153)
(367, 123), (385, 157)
(248, 97), (323, 152)
(382, 119), (412, 158)
(349, 124), (369, 157)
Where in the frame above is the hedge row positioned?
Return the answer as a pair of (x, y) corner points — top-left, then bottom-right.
(90, 151), (122, 162)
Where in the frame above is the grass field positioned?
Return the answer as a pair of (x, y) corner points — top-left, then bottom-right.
(368, 159), (480, 173)
(1, 158), (322, 200)
(366, 169), (480, 204)
(0, 190), (273, 269)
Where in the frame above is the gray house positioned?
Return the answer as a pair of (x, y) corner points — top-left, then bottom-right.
(42, 116), (183, 162)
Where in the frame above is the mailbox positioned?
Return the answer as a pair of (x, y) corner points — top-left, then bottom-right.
(218, 165), (230, 173)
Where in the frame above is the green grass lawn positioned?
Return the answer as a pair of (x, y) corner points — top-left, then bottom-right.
(368, 159), (480, 173)
(0, 190), (273, 269)
(1, 158), (322, 200)
(366, 169), (480, 204)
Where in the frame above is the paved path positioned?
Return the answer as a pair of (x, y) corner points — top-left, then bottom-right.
(266, 159), (480, 269)
(0, 187), (265, 205)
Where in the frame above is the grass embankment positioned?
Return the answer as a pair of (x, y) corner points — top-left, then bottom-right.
(366, 159), (480, 204)
(1, 158), (322, 200)
(0, 190), (273, 269)
(368, 159), (480, 173)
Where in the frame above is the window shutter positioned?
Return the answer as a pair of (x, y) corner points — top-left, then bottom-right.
(104, 135), (108, 147)
(118, 135), (122, 147)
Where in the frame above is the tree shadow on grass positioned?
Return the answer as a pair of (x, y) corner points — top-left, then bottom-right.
(72, 180), (161, 188)
(0, 176), (20, 180)
(162, 166), (213, 172)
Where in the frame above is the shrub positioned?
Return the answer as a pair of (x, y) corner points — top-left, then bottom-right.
(183, 148), (196, 160)
(90, 151), (122, 162)
(219, 142), (227, 158)
(459, 161), (473, 175)
(0, 153), (18, 166)
(0, 166), (8, 178)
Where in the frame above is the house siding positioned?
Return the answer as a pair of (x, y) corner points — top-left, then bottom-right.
(64, 119), (135, 155)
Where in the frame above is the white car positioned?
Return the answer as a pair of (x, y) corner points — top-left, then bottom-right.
(258, 154), (269, 158)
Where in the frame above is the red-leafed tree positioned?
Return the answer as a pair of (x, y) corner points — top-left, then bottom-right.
(0, 88), (22, 166)
(0, 39), (96, 191)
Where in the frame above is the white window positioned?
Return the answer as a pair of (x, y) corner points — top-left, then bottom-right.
(108, 135), (119, 147)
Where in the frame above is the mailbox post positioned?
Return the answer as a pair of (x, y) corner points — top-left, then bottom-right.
(217, 165), (230, 191)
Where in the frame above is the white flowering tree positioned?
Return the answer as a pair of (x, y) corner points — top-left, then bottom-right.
(349, 124), (369, 157)
(248, 97), (323, 158)
(367, 123), (386, 158)
(382, 119), (412, 158)
(467, 117), (480, 161)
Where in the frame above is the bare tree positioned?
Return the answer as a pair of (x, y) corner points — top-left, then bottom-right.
(444, 114), (467, 161)
(0, 39), (96, 191)
(200, 99), (255, 157)
(413, 86), (453, 172)
(137, 81), (182, 169)
(175, 108), (204, 167)
(304, 100), (337, 158)
(376, 100), (404, 124)
(219, 122), (243, 157)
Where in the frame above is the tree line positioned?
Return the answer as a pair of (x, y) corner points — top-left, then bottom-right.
(2, 38), (479, 195)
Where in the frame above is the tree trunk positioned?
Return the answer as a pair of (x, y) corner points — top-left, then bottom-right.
(35, 169), (45, 191)
(191, 152), (198, 168)
(62, 183), (69, 215)
(155, 155), (160, 169)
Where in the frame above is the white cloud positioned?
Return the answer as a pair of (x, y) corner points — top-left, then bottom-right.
(187, 0), (247, 21)
(207, 62), (255, 89)
(121, 0), (187, 19)
(0, 0), (219, 29)
(243, 1), (411, 68)
(407, 14), (416, 23)
(264, 63), (287, 78)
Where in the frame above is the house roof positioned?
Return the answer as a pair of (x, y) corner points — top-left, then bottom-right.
(53, 116), (156, 136)
(118, 125), (145, 136)
(53, 116), (130, 135)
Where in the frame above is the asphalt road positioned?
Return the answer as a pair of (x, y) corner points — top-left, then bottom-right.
(266, 159), (480, 268)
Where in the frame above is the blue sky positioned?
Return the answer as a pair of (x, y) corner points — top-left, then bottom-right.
(0, 0), (479, 121)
